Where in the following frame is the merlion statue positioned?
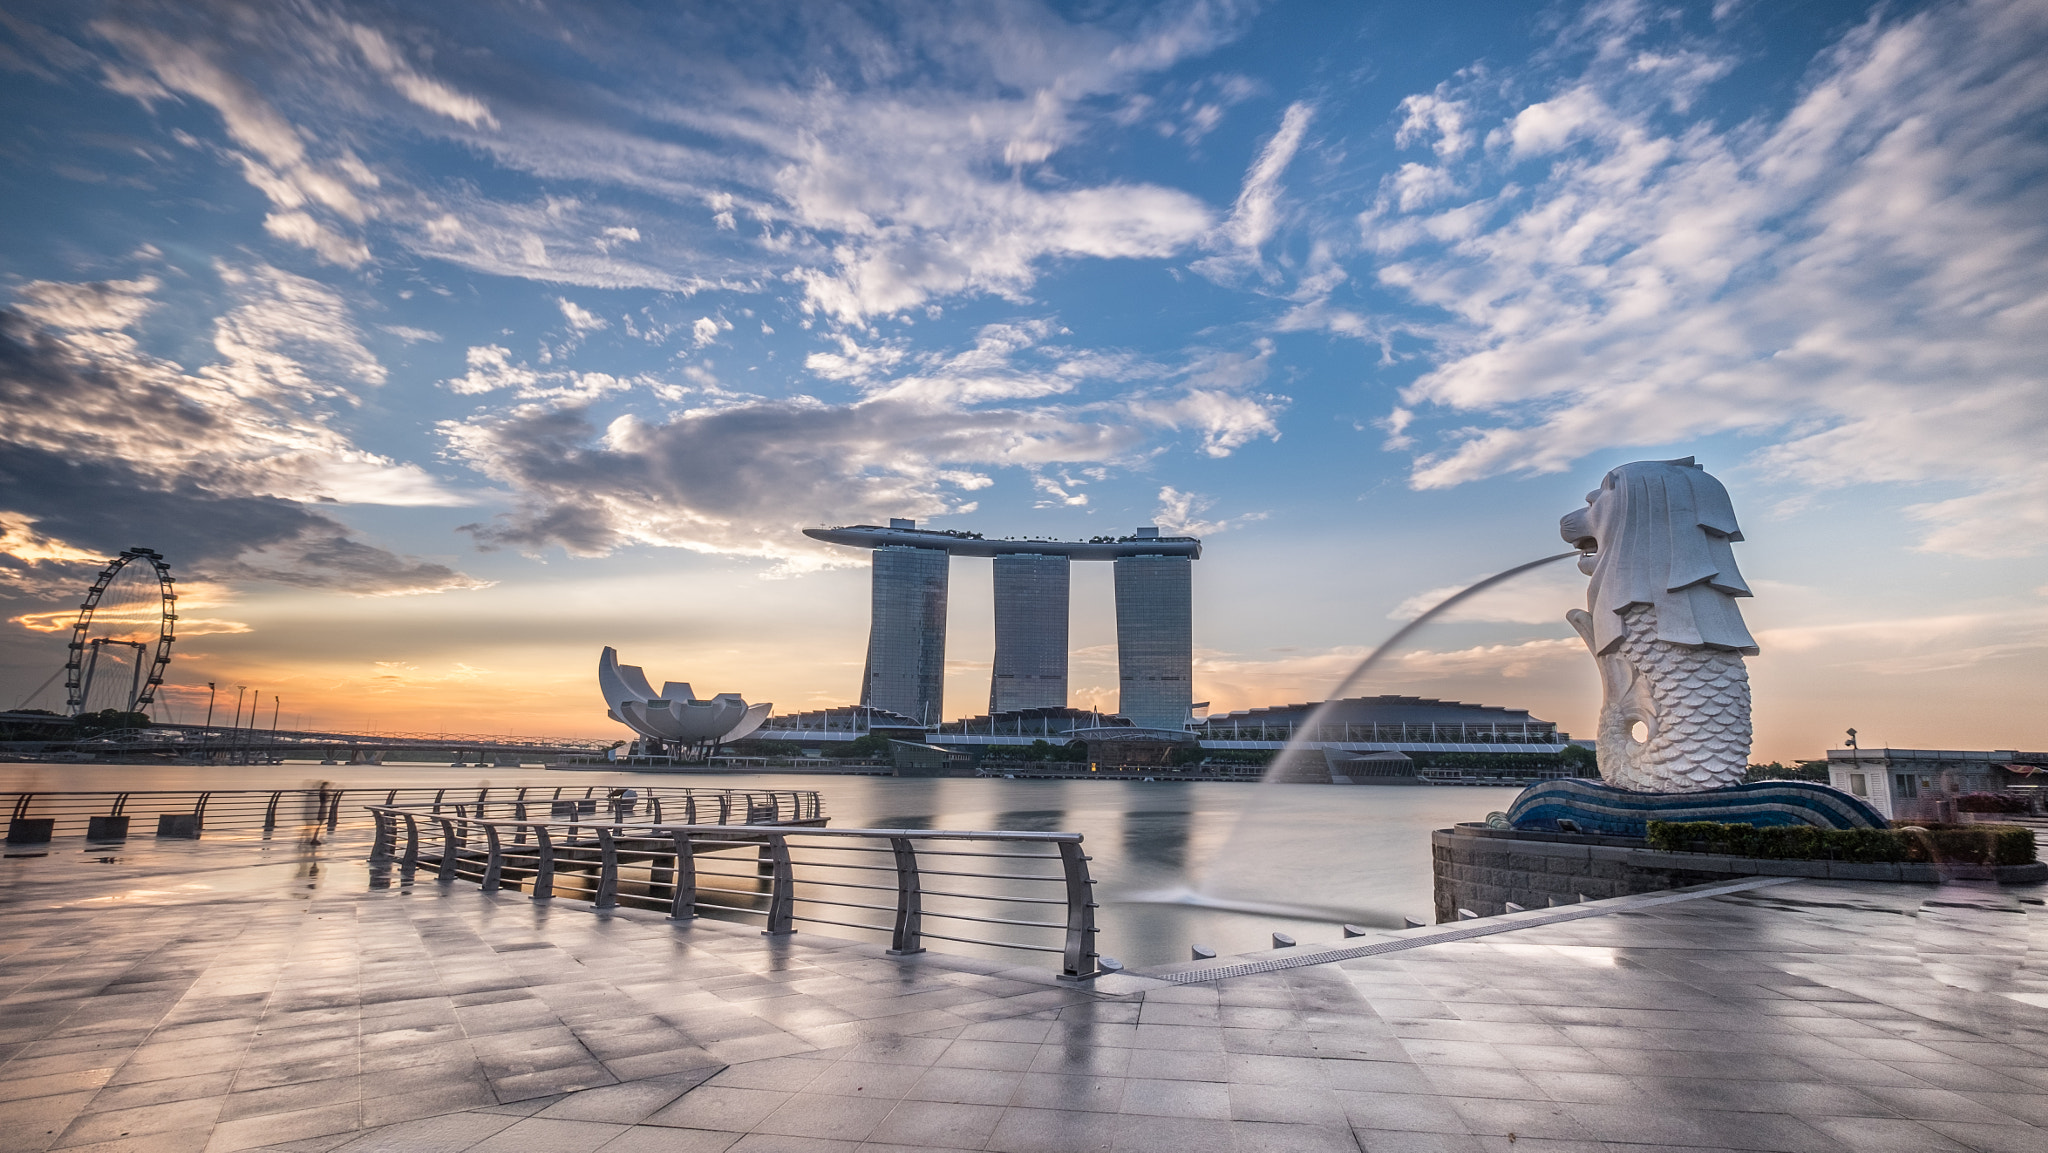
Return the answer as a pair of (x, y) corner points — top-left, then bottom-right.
(1559, 457), (1756, 792)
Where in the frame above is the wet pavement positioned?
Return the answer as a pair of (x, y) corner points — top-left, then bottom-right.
(2, 830), (2045, 1152)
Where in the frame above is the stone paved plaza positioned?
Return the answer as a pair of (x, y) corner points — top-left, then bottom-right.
(3, 831), (2047, 1153)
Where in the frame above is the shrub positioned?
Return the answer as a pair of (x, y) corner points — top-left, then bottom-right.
(1955, 792), (2028, 813)
(1646, 820), (2038, 866)
(1895, 822), (2037, 866)
(1646, 820), (1907, 863)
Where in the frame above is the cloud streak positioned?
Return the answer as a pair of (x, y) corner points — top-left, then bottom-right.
(1342, 0), (2048, 557)
(0, 271), (484, 596)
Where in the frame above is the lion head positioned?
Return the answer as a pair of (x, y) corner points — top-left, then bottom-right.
(1560, 457), (1758, 656)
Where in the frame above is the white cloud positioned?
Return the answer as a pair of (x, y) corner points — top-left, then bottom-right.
(1194, 102), (1313, 283)
(337, 20), (497, 129)
(1154, 486), (1265, 537)
(691, 315), (729, 348)
(1359, 0), (2048, 557)
(557, 298), (609, 335)
(1396, 86), (1472, 159)
(14, 276), (160, 332)
(443, 344), (633, 404)
(262, 210), (371, 266)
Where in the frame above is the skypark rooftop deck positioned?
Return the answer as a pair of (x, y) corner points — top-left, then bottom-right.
(805, 523), (1202, 560)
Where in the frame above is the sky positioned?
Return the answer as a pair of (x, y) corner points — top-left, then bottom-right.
(0, 0), (2043, 761)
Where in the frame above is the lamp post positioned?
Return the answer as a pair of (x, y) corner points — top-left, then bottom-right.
(204, 682), (217, 729)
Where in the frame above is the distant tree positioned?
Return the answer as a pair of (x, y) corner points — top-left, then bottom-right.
(1743, 761), (1829, 783)
(726, 739), (804, 757)
(73, 709), (150, 736)
(837, 733), (894, 758)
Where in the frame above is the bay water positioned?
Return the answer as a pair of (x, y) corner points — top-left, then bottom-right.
(0, 763), (1515, 966)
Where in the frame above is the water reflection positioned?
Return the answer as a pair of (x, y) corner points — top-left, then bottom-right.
(0, 764), (1511, 966)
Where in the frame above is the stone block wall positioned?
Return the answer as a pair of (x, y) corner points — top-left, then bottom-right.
(1429, 824), (1969, 923)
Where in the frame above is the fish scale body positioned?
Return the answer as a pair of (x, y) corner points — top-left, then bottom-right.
(1596, 604), (1751, 792)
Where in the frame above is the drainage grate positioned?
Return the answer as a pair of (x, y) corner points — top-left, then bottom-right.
(1155, 876), (1796, 984)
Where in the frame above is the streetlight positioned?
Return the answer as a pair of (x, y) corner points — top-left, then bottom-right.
(204, 682), (217, 729)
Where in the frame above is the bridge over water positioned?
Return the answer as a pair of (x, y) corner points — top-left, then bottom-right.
(0, 712), (613, 764)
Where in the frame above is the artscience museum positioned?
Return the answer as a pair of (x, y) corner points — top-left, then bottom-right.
(597, 646), (769, 758)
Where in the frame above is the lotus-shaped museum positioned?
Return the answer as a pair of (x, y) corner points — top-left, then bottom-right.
(598, 647), (769, 754)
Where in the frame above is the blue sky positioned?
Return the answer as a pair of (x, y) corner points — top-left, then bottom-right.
(2, 0), (2043, 758)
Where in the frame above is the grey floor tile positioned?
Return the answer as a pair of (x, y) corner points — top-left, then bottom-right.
(985, 1106), (1118, 1153)
(645, 1088), (795, 1132)
(797, 1063), (925, 1100)
(1802, 1115), (1974, 1153)
(864, 1099), (1004, 1148)
(592, 1126), (742, 1153)
(749, 1093), (896, 1142)
(1918, 1120), (2048, 1153)
(467, 1116), (631, 1152)
(327, 1111), (521, 1153)
(1330, 1091), (1459, 1134)
(902, 1065), (1022, 1106)
(537, 1076), (708, 1124)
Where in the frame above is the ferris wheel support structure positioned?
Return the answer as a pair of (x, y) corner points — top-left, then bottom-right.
(64, 548), (178, 718)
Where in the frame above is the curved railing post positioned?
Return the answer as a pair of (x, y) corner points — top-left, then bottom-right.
(436, 818), (461, 883)
(762, 834), (794, 936)
(371, 809), (394, 859)
(718, 794), (731, 825)
(685, 794), (698, 825)
(594, 827), (619, 909)
(1056, 840), (1099, 980)
(513, 802), (528, 845)
(431, 788), (445, 813)
(263, 791), (282, 831)
(482, 823), (504, 893)
(887, 836), (924, 955)
(531, 826), (555, 901)
(326, 790), (343, 830)
(666, 830), (696, 920)
(401, 812), (420, 872)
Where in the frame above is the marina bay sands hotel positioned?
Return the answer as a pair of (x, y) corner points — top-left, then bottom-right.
(804, 520), (1200, 731)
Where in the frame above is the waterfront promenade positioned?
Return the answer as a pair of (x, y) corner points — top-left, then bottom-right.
(3, 830), (2046, 1152)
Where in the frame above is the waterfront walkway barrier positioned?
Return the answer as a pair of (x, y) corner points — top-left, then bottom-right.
(364, 804), (1104, 981)
(0, 785), (823, 843)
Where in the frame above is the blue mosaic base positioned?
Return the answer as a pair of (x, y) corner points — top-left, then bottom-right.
(1507, 778), (1888, 838)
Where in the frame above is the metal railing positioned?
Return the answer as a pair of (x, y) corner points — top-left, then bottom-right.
(366, 804), (1103, 980)
(1195, 721), (1562, 744)
(1, 785), (823, 842)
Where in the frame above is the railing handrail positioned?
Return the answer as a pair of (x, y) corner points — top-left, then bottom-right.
(5, 787), (818, 798)
(364, 803), (1102, 979)
(364, 804), (1074, 843)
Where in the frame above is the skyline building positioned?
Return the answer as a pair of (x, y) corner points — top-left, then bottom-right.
(990, 553), (1069, 713)
(1113, 552), (1194, 730)
(860, 543), (950, 725)
(806, 520), (1201, 729)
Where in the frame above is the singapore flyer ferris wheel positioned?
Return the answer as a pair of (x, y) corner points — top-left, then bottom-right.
(64, 547), (178, 717)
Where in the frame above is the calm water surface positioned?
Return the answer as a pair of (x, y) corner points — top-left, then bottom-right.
(0, 763), (1515, 966)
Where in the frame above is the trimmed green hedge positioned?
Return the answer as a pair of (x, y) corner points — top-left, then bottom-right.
(1645, 820), (2037, 866)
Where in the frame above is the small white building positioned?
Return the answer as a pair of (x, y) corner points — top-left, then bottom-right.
(1827, 748), (2045, 821)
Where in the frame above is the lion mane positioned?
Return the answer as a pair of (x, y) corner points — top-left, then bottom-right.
(1560, 456), (1757, 657)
